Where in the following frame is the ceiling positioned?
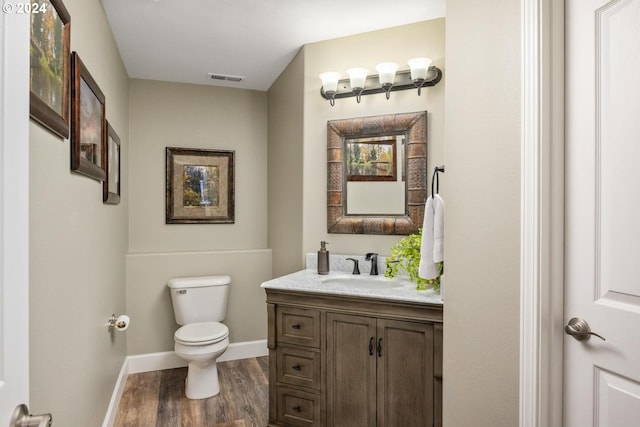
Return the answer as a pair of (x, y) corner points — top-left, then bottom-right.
(101, 0), (446, 91)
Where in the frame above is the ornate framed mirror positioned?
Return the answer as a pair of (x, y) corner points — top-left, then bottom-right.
(327, 111), (427, 234)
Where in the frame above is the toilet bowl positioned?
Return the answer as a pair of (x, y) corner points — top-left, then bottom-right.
(167, 275), (232, 400)
(174, 321), (229, 399)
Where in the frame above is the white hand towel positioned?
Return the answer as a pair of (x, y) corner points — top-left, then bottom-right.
(419, 194), (445, 279)
(432, 194), (445, 263)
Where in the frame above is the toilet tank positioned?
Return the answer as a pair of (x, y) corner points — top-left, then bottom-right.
(167, 275), (231, 325)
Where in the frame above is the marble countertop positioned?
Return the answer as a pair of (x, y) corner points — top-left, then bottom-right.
(261, 269), (443, 306)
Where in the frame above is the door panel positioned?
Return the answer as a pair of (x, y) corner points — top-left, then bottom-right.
(596, 368), (640, 426)
(326, 313), (376, 427)
(0, 7), (30, 421)
(597, 0), (640, 305)
(565, 0), (640, 425)
(376, 319), (433, 427)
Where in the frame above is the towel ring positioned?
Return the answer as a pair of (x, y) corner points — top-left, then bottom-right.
(431, 165), (445, 199)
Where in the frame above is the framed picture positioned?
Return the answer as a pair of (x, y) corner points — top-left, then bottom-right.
(103, 122), (121, 204)
(30, 0), (71, 138)
(70, 52), (106, 181)
(345, 135), (398, 181)
(166, 147), (235, 224)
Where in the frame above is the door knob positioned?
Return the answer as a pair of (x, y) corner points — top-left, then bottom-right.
(10, 404), (52, 427)
(564, 317), (605, 341)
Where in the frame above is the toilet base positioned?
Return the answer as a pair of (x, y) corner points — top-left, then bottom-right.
(185, 359), (220, 399)
(174, 337), (229, 400)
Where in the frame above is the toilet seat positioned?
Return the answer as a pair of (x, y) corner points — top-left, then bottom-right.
(175, 322), (229, 346)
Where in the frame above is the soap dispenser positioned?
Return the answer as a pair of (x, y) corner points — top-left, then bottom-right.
(317, 241), (330, 275)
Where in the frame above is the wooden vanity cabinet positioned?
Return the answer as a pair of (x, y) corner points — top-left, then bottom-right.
(326, 313), (434, 427)
(266, 289), (443, 427)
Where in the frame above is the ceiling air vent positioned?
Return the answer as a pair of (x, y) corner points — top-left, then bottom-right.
(208, 73), (245, 82)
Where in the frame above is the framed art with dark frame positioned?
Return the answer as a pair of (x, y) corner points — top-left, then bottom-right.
(70, 51), (106, 181)
(103, 122), (121, 204)
(29, 0), (71, 138)
(166, 147), (235, 224)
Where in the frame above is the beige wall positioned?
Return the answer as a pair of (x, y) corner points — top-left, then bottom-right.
(126, 79), (272, 355)
(126, 250), (271, 354)
(128, 79), (268, 253)
(267, 50), (305, 277)
(443, 1), (521, 426)
(301, 20), (446, 259)
(29, 0), (129, 425)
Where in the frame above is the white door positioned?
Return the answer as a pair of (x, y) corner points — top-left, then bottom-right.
(0, 6), (30, 424)
(564, 0), (640, 425)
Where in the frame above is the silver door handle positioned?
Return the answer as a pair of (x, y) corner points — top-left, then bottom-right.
(10, 404), (52, 427)
(564, 317), (605, 341)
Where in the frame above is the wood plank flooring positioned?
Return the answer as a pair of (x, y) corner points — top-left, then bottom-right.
(114, 357), (269, 427)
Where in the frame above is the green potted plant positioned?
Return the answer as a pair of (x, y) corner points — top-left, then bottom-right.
(385, 228), (443, 291)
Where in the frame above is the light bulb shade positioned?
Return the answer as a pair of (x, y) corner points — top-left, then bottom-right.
(375, 62), (399, 85)
(408, 57), (432, 81)
(347, 67), (369, 90)
(319, 72), (340, 93)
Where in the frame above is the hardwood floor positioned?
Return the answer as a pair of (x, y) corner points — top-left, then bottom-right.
(114, 357), (269, 427)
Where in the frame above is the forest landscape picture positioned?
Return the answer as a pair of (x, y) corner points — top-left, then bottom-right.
(79, 78), (103, 165)
(346, 137), (397, 181)
(183, 165), (220, 207)
(70, 52), (106, 181)
(29, 0), (70, 138)
(166, 148), (235, 224)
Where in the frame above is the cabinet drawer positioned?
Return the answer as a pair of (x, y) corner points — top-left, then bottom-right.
(276, 386), (321, 427)
(276, 346), (321, 390)
(277, 307), (320, 348)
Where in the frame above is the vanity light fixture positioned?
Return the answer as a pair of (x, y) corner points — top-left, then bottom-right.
(319, 72), (340, 106)
(347, 67), (369, 103)
(375, 62), (399, 99)
(407, 57), (433, 95)
(319, 58), (442, 106)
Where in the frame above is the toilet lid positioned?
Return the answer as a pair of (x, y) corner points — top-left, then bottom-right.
(175, 322), (229, 345)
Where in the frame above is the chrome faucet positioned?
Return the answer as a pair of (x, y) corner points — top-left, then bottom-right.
(365, 253), (378, 275)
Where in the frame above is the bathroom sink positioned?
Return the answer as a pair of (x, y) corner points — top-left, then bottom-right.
(321, 276), (405, 290)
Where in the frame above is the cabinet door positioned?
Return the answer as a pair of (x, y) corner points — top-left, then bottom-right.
(377, 319), (434, 427)
(326, 313), (377, 427)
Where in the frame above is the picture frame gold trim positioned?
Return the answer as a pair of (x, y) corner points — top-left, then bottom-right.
(166, 147), (235, 224)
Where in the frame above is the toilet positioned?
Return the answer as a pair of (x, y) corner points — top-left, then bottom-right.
(167, 275), (231, 399)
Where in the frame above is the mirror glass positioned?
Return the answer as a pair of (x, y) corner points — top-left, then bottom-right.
(345, 134), (405, 215)
(327, 111), (427, 235)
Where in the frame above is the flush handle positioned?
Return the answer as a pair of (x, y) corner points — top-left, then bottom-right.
(564, 317), (605, 341)
(11, 404), (52, 427)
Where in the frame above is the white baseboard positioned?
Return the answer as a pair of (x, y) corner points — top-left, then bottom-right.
(102, 358), (131, 427)
(218, 339), (269, 363)
(102, 339), (268, 427)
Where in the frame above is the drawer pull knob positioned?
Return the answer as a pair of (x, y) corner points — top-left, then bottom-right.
(292, 364), (302, 371)
(293, 405), (302, 412)
(291, 324), (302, 330)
